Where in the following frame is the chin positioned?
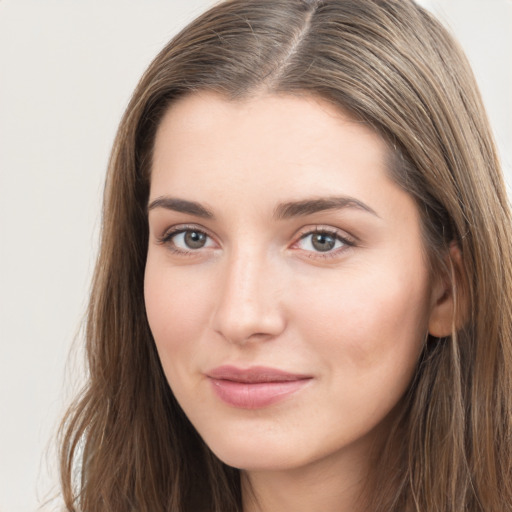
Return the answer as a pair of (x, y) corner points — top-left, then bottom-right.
(204, 433), (306, 472)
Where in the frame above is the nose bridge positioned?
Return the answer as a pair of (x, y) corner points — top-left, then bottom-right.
(212, 242), (285, 344)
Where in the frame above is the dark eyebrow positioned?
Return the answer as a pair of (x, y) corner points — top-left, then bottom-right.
(147, 196), (214, 219)
(147, 195), (377, 220)
(273, 196), (379, 220)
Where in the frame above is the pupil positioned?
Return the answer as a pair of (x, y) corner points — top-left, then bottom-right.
(312, 233), (335, 252)
(185, 231), (206, 249)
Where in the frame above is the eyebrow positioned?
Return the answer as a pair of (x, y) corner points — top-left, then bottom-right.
(147, 197), (214, 218)
(273, 196), (379, 220)
(147, 195), (378, 220)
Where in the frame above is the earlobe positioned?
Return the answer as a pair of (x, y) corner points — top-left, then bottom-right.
(427, 243), (464, 338)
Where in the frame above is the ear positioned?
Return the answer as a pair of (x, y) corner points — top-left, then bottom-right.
(428, 242), (464, 338)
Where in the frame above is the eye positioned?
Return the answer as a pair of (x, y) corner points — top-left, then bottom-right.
(294, 228), (354, 255)
(160, 227), (216, 252)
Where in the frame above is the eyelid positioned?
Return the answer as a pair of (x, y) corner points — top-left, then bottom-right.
(158, 223), (203, 241)
(294, 225), (356, 242)
(290, 225), (357, 257)
(157, 223), (219, 252)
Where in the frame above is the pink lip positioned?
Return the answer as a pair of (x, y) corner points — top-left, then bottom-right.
(206, 365), (312, 409)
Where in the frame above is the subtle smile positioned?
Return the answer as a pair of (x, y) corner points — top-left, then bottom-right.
(206, 365), (313, 409)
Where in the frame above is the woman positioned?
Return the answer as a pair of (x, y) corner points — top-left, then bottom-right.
(59, 0), (512, 510)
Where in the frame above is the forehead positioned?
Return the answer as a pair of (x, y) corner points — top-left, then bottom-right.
(151, 92), (393, 200)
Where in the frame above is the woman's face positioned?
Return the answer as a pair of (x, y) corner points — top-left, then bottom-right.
(145, 92), (446, 473)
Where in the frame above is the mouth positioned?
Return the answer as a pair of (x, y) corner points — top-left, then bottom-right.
(206, 365), (313, 409)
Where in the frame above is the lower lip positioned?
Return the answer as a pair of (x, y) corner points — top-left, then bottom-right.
(208, 378), (311, 409)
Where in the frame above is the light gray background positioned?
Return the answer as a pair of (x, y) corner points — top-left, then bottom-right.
(0, 1), (510, 511)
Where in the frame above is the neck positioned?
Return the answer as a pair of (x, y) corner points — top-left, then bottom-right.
(241, 448), (370, 512)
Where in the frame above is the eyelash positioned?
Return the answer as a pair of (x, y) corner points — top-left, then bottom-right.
(293, 227), (356, 260)
(157, 224), (214, 256)
(157, 225), (356, 259)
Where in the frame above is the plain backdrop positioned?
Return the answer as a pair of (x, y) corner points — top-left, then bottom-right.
(0, 1), (510, 511)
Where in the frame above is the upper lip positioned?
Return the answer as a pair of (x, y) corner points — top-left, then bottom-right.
(206, 365), (312, 383)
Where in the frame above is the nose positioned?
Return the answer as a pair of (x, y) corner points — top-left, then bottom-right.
(211, 247), (287, 345)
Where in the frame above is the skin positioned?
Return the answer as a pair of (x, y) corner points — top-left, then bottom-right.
(144, 92), (453, 512)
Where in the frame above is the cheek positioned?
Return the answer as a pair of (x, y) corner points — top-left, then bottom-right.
(294, 261), (431, 381)
(284, 266), (431, 454)
(144, 261), (212, 369)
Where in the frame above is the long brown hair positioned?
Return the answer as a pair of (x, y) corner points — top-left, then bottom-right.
(59, 0), (512, 510)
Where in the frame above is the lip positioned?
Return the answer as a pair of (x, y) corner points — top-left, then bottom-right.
(206, 365), (312, 409)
